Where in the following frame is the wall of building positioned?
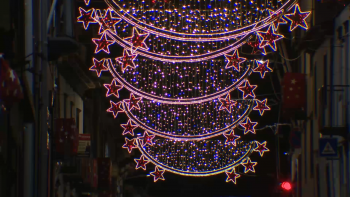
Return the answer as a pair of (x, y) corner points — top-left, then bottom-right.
(291, 3), (350, 197)
(59, 75), (84, 134)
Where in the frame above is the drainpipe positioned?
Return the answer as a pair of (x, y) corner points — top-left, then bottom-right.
(39, 0), (49, 196)
(24, 0), (35, 197)
(329, 22), (335, 197)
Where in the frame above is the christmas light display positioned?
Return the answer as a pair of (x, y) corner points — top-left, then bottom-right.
(79, 0), (310, 183)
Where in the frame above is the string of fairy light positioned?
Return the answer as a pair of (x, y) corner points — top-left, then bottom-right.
(129, 99), (253, 136)
(79, 0), (311, 184)
(115, 59), (252, 99)
(107, 0), (287, 35)
(143, 140), (254, 172)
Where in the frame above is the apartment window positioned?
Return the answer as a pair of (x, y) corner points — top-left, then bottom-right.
(298, 154), (302, 197)
(314, 63), (317, 115)
(304, 125), (307, 180)
(316, 164), (320, 197)
(70, 101), (74, 118)
(326, 164), (331, 197)
(310, 119), (314, 178)
(323, 54), (327, 106)
(339, 147), (344, 186)
(76, 108), (81, 131)
(337, 26), (343, 40)
(64, 94), (68, 118)
(344, 21), (349, 35)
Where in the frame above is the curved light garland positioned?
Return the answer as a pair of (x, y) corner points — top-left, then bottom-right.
(136, 139), (255, 176)
(108, 59), (253, 104)
(121, 100), (254, 140)
(79, 1), (311, 184)
(103, 31), (250, 62)
(104, 0), (295, 41)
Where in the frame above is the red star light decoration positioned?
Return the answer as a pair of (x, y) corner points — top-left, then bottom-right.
(122, 138), (137, 153)
(89, 58), (108, 77)
(115, 50), (137, 73)
(121, 120), (138, 136)
(104, 79), (123, 98)
(141, 131), (155, 146)
(225, 168), (241, 184)
(219, 94), (237, 113)
(257, 25), (284, 51)
(240, 117), (257, 135)
(238, 81), (257, 99)
(284, 4), (311, 32)
(150, 167), (165, 182)
(77, 8), (96, 29)
(124, 27), (149, 51)
(107, 101), (124, 118)
(120, 120), (137, 136)
(253, 60), (273, 78)
(253, 98), (270, 115)
(95, 8), (121, 35)
(254, 141), (269, 157)
(92, 33), (115, 54)
(125, 93), (142, 110)
(247, 35), (266, 55)
(134, 155), (150, 170)
(242, 158), (257, 173)
(224, 130), (241, 146)
(267, 9), (287, 31)
(224, 50), (246, 71)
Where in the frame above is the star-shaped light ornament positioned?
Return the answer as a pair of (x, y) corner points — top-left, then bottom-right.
(247, 35), (266, 55)
(254, 141), (270, 157)
(284, 4), (311, 32)
(134, 156), (150, 170)
(121, 120), (138, 136)
(115, 50), (137, 73)
(257, 25), (284, 51)
(124, 27), (149, 52)
(77, 8), (96, 29)
(150, 167), (165, 182)
(141, 131), (155, 146)
(225, 168), (241, 184)
(89, 58), (108, 77)
(94, 8), (121, 35)
(240, 117), (258, 135)
(104, 79), (123, 98)
(107, 101), (124, 118)
(238, 81), (257, 99)
(125, 94), (142, 110)
(219, 94), (237, 113)
(254, 98), (270, 116)
(253, 60), (273, 78)
(92, 33), (115, 54)
(122, 138), (137, 153)
(267, 9), (287, 31)
(84, 0), (90, 6)
(224, 50), (246, 71)
(242, 158), (258, 173)
(224, 130), (241, 146)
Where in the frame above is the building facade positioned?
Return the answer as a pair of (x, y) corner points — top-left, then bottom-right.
(289, 1), (350, 197)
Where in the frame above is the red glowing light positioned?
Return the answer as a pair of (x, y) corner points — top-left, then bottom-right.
(281, 182), (292, 191)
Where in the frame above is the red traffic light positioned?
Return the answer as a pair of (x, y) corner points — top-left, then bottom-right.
(281, 181), (292, 191)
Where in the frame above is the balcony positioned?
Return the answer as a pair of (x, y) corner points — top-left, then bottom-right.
(318, 85), (349, 138)
(297, 20), (334, 53)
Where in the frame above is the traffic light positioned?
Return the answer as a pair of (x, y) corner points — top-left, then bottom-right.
(280, 181), (292, 191)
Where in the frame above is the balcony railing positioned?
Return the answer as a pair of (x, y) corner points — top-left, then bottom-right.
(318, 85), (349, 137)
